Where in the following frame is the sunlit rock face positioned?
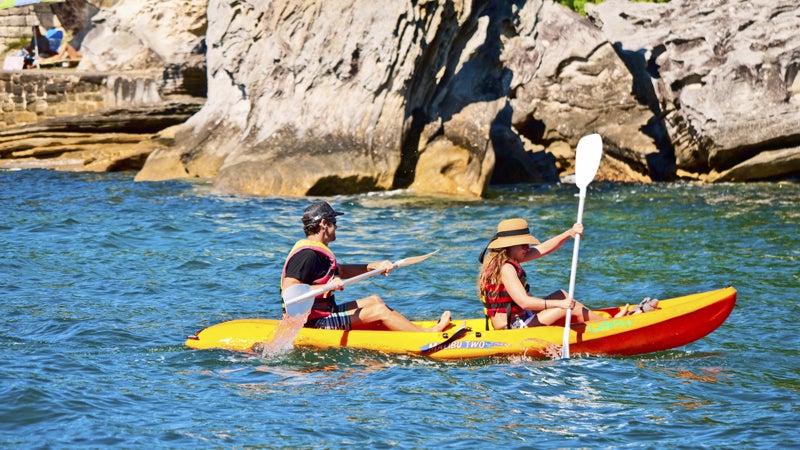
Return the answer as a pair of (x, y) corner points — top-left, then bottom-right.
(588, 0), (800, 182)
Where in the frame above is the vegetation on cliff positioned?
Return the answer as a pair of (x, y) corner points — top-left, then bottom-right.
(558, 0), (670, 15)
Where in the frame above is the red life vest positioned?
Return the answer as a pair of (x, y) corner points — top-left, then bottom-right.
(480, 260), (528, 327)
(281, 239), (338, 321)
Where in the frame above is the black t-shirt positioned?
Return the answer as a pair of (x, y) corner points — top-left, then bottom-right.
(284, 248), (338, 285)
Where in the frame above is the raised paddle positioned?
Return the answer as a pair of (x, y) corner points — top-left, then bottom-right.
(561, 134), (603, 359)
(282, 250), (439, 317)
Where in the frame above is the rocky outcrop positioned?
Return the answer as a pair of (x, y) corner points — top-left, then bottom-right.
(586, 0), (800, 182)
(143, 0), (478, 194)
(4, 0), (797, 194)
(0, 100), (201, 171)
(142, 0), (799, 197)
(78, 0), (208, 97)
(138, 0), (664, 196)
(0, 0), (208, 173)
(501, 1), (665, 183)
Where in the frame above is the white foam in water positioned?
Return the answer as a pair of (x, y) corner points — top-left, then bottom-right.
(258, 313), (309, 358)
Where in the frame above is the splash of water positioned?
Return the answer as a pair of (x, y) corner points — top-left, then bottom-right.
(256, 313), (309, 358)
(520, 337), (563, 360)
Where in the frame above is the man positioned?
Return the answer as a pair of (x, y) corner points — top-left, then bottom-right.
(281, 200), (450, 332)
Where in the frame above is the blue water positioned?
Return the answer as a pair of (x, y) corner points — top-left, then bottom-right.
(1, 170), (797, 448)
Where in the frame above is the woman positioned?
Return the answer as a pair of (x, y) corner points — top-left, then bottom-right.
(477, 218), (624, 330)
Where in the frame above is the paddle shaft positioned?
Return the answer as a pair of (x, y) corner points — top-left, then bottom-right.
(285, 266), (387, 305)
(323, 252), (437, 291)
(561, 190), (587, 358)
(283, 251), (438, 305)
(560, 133), (603, 359)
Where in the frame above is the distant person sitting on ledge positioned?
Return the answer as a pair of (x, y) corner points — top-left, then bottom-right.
(39, 42), (82, 66)
(56, 42), (82, 61)
(22, 26), (58, 68)
(51, 26), (81, 61)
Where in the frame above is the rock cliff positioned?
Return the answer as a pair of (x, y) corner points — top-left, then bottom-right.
(137, 0), (662, 196)
(587, 0), (800, 182)
(138, 0), (798, 196)
(4, 0), (798, 196)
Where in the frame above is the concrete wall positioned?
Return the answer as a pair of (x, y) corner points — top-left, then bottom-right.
(0, 5), (60, 49)
(0, 70), (162, 128)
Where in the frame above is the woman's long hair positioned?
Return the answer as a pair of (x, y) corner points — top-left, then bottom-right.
(477, 248), (510, 297)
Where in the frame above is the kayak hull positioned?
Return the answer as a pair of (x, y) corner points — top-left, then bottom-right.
(185, 287), (736, 359)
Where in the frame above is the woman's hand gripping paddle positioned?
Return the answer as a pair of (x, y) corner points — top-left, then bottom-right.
(282, 250), (439, 317)
(561, 134), (603, 359)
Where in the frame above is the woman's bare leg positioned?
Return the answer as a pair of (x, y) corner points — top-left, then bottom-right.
(546, 290), (607, 323)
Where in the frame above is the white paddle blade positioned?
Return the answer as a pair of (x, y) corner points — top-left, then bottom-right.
(393, 249), (439, 268)
(575, 134), (603, 189)
(282, 284), (315, 317)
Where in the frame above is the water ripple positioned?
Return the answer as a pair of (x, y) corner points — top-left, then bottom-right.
(0, 171), (797, 447)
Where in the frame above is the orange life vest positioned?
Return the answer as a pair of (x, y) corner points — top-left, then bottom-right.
(480, 260), (528, 328)
(281, 239), (338, 321)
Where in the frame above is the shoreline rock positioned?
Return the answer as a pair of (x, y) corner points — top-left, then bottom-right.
(0, 100), (202, 172)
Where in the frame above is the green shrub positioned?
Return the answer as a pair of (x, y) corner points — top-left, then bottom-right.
(5, 37), (30, 51)
(557, 0), (670, 16)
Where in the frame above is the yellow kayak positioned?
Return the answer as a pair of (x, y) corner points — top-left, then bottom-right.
(185, 286), (736, 359)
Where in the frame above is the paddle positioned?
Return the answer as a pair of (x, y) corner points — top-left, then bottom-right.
(561, 134), (603, 359)
(282, 250), (439, 317)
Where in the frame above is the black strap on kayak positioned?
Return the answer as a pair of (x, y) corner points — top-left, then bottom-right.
(420, 326), (469, 354)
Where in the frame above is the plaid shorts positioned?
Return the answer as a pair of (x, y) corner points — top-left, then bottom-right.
(309, 309), (352, 330)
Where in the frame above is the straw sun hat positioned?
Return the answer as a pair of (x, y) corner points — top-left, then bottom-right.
(488, 218), (541, 249)
(479, 218), (540, 263)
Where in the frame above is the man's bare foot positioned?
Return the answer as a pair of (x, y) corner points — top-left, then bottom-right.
(614, 304), (630, 318)
(431, 311), (451, 332)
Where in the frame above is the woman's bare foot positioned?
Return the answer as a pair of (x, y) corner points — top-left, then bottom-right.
(614, 304), (630, 318)
(430, 311), (451, 332)
(627, 297), (659, 315)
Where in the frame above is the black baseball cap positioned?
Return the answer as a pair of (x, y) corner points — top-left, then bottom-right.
(302, 200), (344, 225)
